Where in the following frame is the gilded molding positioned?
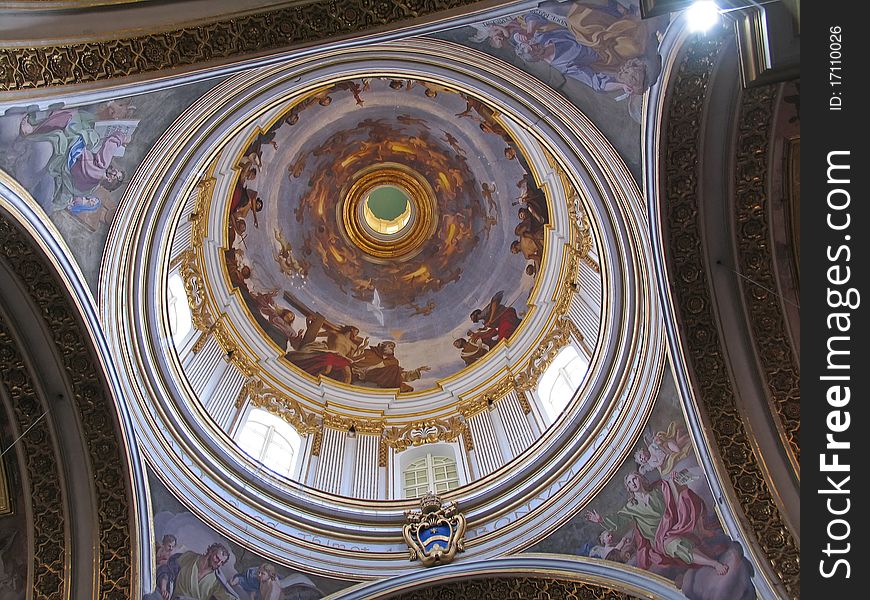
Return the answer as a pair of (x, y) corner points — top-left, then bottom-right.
(389, 576), (639, 599)
(382, 417), (466, 452)
(322, 413), (385, 435)
(310, 428), (323, 457)
(0, 0), (483, 91)
(212, 317), (257, 377)
(733, 85), (800, 467)
(0, 215), (133, 598)
(190, 176), (216, 249)
(661, 33), (799, 597)
(378, 437), (387, 467)
(515, 319), (575, 392)
(178, 247), (215, 335)
(244, 377), (320, 435)
(457, 396), (489, 419)
(516, 389), (532, 415)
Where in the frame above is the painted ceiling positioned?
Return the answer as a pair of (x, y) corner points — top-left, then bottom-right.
(216, 76), (550, 393)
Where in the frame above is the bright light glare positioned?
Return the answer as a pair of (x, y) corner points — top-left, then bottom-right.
(686, 1), (720, 32)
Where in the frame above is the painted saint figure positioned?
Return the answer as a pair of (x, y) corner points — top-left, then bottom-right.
(453, 337), (488, 366)
(17, 109), (128, 210)
(153, 543), (239, 600)
(352, 341), (430, 393)
(585, 472), (728, 576)
(468, 291), (521, 350)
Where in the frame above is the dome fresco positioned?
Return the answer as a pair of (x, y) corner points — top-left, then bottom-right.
(219, 77), (549, 393)
(0, 0), (801, 598)
(92, 35), (670, 582)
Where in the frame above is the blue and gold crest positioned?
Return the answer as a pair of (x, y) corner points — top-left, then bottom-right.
(402, 493), (466, 567)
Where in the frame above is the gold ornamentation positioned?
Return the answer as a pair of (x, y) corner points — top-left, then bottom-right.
(382, 417), (466, 452)
(211, 318), (256, 377)
(0, 0), (479, 91)
(322, 413), (385, 435)
(661, 32), (799, 597)
(516, 389), (532, 415)
(378, 437), (388, 467)
(458, 376), (516, 418)
(734, 85), (800, 467)
(340, 163), (437, 262)
(515, 320), (574, 392)
(178, 248), (214, 334)
(245, 378), (319, 435)
(310, 429), (323, 457)
(402, 493), (466, 567)
(482, 376), (515, 403)
(553, 247), (582, 320)
(462, 426), (475, 452)
(389, 577), (639, 600)
(190, 176), (216, 249)
(563, 165), (598, 273)
(456, 396), (489, 419)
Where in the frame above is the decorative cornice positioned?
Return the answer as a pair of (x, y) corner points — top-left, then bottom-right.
(0, 214), (133, 599)
(0, 0), (483, 91)
(388, 576), (639, 600)
(382, 417), (466, 452)
(242, 377), (320, 435)
(733, 84), (801, 468)
(322, 413), (385, 435)
(661, 32), (799, 597)
(515, 319), (575, 392)
(457, 396), (489, 419)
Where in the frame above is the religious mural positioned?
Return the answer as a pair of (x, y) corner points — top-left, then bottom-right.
(529, 370), (757, 600)
(143, 471), (352, 600)
(222, 76), (548, 392)
(436, 0), (670, 176)
(0, 79), (222, 291)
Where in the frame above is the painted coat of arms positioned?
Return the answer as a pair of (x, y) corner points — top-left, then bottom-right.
(402, 493), (467, 567)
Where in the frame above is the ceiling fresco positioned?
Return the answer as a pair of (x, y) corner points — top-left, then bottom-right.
(436, 0), (671, 178)
(529, 370), (757, 600)
(0, 78), (223, 292)
(220, 76), (548, 393)
(144, 469), (353, 600)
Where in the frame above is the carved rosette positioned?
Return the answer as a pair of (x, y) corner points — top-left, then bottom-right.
(661, 32), (799, 597)
(389, 577), (639, 600)
(0, 0), (480, 91)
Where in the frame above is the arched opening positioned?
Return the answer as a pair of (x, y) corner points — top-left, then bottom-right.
(236, 409), (302, 478)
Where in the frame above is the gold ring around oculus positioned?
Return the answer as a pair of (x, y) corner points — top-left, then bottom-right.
(339, 163), (437, 262)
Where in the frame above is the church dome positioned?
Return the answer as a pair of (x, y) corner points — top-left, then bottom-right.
(102, 40), (663, 578)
